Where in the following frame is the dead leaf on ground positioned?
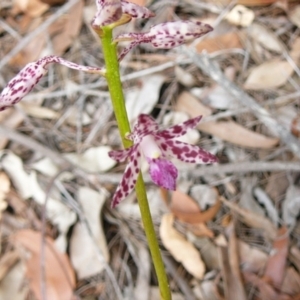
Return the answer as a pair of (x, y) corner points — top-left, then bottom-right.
(225, 5), (255, 27)
(219, 223), (247, 300)
(289, 5), (300, 28)
(220, 197), (277, 240)
(12, 229), (75, 300)
(196, 32), (243, 53)
(171, 190), (221, 225)
(69, 187), (109, 279)
(199, 120), (279, 149)
(13, 0), (49, 17)
(176, 91), (212, 117)
(244, 60), (294, 90)
(0, 250), (19, 282)
(0, 261), (28, 300)
(0, 172), (10, 219)
(126, 74), (165, 122)
(49, 0), (84, 55)
(176, 91), (279, 149)
(246, 23), (284, 53)
(238, 240), (268, 273)
(263, 227), (289, 289)
(160, 213), (206, 279)
(0, 109), (24, 149)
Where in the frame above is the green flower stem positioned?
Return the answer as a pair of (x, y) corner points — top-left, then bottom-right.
(100, 27), (171, 300)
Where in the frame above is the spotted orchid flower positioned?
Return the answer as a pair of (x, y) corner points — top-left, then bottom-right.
(108, 114), (217, 207)
(0, 55), (104, 111)
(92, 0), (154, 29)
(115, 20), (213, 60)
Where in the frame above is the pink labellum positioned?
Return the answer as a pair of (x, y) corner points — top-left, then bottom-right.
(0, 55), (103, 111)
(92, 0), (122, 27)
(147, 157), (178, 190)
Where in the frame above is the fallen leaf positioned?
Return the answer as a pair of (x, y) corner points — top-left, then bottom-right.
(175, 66), (196, 87)
(170, 190), (221, 225)
(0, 109), (24, 149)
(247, 23), (284, 53)
(160, 213), (206, 279)
(176, 91), (212, 118)
(65, 146), (116, 173)
(176, 92), (279, 149)
(196, 32), (243, 53)
(0, 172), (10, 219)
(194, 280), (225, 300)
(1, 152), (76, 251)
(220, 197), (277, 240)
(289, 5), (300, 28)
(219, 223), (247, 300)
(263, 227), (289, 289)
(199, 120), (279, 149)
(265, 172), (289, 202)
(0, 250), (19, 282)
(70, 187), (109, 279)
(0, 261), (28, 300)
(49, 0), (84, 55)
(12, 229), (75, 300)
(281, 267), (300, 295)
(126, 74), (165, 122)
(282, 185), (300, 228)
(243, 272), (280, 300)
(225, 5), (255, 27)
(13, 0), (49, 17)
(238, 240), (268, 273)
(18, 103), (60, 119)
(244, 60), (294, 90)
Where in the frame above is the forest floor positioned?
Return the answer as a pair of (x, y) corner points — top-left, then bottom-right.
(0, 0), (300, 299)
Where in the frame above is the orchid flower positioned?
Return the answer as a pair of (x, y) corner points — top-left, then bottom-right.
(0, 55), (104, 111)
(108, 114), (217, 207)
(92, 0), (154, 29)
(115, 20), (213, 60)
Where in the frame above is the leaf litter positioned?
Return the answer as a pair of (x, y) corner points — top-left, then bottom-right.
(1, 0), (300, 299)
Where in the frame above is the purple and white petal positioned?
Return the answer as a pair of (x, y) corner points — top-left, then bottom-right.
(92, 0), (122, 27)
(157, 139), (218, 164)
(127, 114), (159, 143)
(121, 0), (155, 19)
(108, 147), (132, 162)
(157, 115), (202, 139)
(0, 61), (46, 111)
(111, 145), (141, 207)
(147, 157), (178, 190)
(149, 21), (213, 49)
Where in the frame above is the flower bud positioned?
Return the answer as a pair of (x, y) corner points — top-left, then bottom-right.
(0, 55), (103, 111)
(92, 0), (122, 28)
(149, 20), (213, 48)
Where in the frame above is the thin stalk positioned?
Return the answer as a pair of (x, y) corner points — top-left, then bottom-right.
(100, 26), (171, 300)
